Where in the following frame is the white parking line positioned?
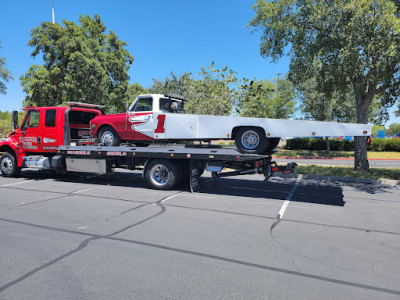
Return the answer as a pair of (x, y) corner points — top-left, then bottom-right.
(277, 175), (302, 220)
(70, 185), (104, 194)
(1, 180), (32, 187)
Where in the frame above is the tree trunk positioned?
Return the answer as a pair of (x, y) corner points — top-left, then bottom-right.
(325, 136), (330, 155)
(354, 92), (373, 171)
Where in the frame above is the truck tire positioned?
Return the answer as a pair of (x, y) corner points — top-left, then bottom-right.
(266, 137), (281, 151)
(144, 159), (179, 190)
(235, 127), (269, 154)
(0, 152), (21, 177)
(99, 126), (121, 146)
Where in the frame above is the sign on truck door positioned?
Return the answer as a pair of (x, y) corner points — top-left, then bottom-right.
(15, 109), (43, 152)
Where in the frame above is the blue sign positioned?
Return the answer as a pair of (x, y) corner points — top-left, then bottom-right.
(377, 130), (385, 138)
(344, 136), (352, 141)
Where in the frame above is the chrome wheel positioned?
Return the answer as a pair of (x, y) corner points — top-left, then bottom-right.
(150, 164), (170, 186)
(241, 130), (260, 149)
(1, 156), (13, 175)
(101, 131), (115, 146)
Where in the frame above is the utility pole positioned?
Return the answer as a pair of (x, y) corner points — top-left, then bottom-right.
(52, 0), (55, 24)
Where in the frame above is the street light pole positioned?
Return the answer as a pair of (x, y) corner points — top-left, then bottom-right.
(52, 0), (55, 24)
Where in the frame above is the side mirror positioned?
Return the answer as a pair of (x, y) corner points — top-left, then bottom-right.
(126, 102), (129, 112)
(12, 111), (18, 130)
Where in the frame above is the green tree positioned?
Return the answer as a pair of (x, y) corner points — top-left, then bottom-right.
(0, 110), (12, 137)
(20, 15), (133, 112)
(148, 63), (237, 116)
(187, 63), (237, 116)
(237, 77), (295, 119)
(250, 0), (400, 171)
(148, 72), (193, 97)
(125, 83), (146, 107)
(371, 124), (386, 136)
(387, 123), (400, 136)
(298, 76), (386, 124)
(0, 42), (14, 95)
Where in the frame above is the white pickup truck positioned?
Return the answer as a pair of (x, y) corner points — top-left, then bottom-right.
(90, 93), (371, 154)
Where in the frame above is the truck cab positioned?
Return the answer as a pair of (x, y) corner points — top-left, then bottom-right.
(0, 103), (103, 176)
(90, 94), (184, 146)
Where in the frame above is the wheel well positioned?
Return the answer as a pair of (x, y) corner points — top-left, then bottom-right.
(0, 145), (16, 157)
(231, 126), (266, 139)
(97, 124), (115, 136)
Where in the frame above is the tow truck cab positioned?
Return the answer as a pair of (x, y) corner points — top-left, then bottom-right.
(0, 103), (103, 171)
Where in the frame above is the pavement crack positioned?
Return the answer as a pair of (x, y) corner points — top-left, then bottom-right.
(0, 191), (181, 293)
(106, 191), (182, 237)
(106, 236), (400, 297)
(0, 236), (100, 293)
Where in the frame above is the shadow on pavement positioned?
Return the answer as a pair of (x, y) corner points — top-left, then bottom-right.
(11, 170), (377, 207)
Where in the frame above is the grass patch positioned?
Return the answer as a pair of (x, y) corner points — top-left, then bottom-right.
(273, 150), (353, 157)
(295, 165), (400, 180)
(367, 152), (400, 159)
(273, 150), (400, 159)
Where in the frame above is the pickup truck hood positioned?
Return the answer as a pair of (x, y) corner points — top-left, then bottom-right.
(92, 113), (125, 121)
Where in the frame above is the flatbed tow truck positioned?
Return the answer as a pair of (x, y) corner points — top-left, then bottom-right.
(0, 102), (296, 192)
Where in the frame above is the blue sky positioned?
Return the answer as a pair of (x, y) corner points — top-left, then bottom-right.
(0, 0), (399, 125)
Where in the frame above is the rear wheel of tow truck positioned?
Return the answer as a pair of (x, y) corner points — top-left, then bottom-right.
(145, 159), (179, 190)
(0, 152), (21, 177)
(99, 126), (121, 146)
(235, 127), (269, 154)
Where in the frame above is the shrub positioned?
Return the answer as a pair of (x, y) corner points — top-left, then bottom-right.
(285, 137), (400, 152)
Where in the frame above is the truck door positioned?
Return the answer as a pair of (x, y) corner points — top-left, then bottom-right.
(127, 97), (154, 140)
(16, 109), (43, 153)
(41, 109), (60, 152)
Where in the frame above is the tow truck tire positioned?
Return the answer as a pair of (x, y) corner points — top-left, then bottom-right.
(0, 152), (21, 177)
(145, 159), (179, 190)
(235, 127), (269, 154)
(99, 126), (121, 146)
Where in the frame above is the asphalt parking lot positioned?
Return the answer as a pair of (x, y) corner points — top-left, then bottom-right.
(0, 170), (399, 299)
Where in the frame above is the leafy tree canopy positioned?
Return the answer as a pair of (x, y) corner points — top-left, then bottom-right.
(20, 15), (133, 112)
(249, 0), (400, 170)
(148, 63), (296, 119)
(298, 76), (387, 124)
(387, 123), (400, 135)
(238, 77), (295, 119)
(0, 42), (13, 95)
(372, 124), (386, 136)
(148, 63), (238, 116)
(124, 82), (146, 111)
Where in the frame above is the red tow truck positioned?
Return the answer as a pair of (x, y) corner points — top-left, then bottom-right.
(0, 102), (295, 191)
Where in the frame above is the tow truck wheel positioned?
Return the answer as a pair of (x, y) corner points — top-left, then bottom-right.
(145, 159), (179, 190)
(235, 127), (269, 154)
(0, 152), (21, 177)
(99, 126), (121, 146)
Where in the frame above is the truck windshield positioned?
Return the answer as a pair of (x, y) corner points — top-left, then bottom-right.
(131, 98), (152, 112)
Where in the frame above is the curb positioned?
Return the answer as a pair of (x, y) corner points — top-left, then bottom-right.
(274, 173), (400, 186)
(273, 156), (400, 161)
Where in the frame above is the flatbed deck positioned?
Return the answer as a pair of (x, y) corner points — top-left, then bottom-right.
(57, 145), (275, 161)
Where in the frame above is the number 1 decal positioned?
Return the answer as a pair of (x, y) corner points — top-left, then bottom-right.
(155, 114), (166, 133)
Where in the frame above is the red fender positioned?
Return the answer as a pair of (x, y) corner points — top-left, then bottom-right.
(0, 137), (26, 167)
